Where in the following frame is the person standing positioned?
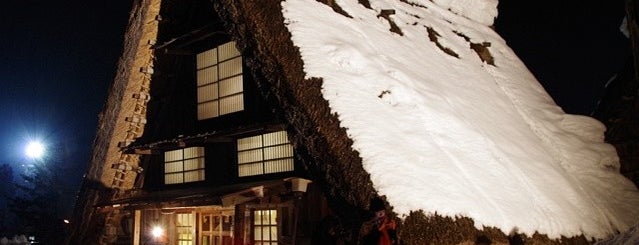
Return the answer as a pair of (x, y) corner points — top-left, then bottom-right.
(360, 197), (398, 245)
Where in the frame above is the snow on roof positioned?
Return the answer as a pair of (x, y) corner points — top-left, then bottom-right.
(430, 0), (498, 26)
(282, 0), (639, 239)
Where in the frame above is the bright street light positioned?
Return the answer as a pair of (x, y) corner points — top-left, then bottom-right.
(25, 141), (45, 159)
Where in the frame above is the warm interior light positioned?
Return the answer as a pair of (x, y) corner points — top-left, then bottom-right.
(151, 226), (164, 238)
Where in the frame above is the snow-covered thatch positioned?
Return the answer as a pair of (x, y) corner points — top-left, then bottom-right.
(280, 0), (639, 240)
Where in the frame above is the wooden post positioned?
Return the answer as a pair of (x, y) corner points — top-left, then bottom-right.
(234, 205), (246, 245)
(133, 210), (141, 245)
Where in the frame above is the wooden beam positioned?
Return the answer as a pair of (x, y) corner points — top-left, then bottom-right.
(133, 210), (141, 245)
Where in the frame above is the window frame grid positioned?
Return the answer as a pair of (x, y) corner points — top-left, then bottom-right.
(196, 41), (244, 120)
(176, 213), (195, 245)
(237, 142), (293, 165)
(253, 209), (278, 244)
(164, 147), (205, 184)
(237, 131), (294, 177)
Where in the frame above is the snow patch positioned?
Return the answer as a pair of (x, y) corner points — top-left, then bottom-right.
(427, 0), (498, 26)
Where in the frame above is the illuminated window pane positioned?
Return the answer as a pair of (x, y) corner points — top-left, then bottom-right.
(177, 213), (193, 225)
(164, 147), (205, 184)
(264, 159), (294, 174)
(237, 135), (263, 151)
(165, 161), (183, 173)
(198, 101), (219, 119)
(176, 213), (194, 245)
(165, 173), (183, 184)
(184, 170), (204, 182)
(254, 211), (262, 225)
(219, 76), (243, 97)
(253, 210), (277, 243)
(218, 42), (240, 60)
(184, 158), (204, 171)
(237, 131), (294, 177)
(198, 83), (218, 102)
(238, 149), (263, 164)
(254, 228), (262, 242)
(263, 227), (271, 241)
(184, 147), (204, 159)
(263, 131), (289, 146)
(263, 145), (293, 160)
(196, 41), (243, 120)
(219, 57), (242, 79)
(197, 48), (217, 69)
(219, 93), (244, 116)
(165, 149), (183, 161)
(238, 162), (263, 177)
(202, 235), (210, 245)
(197, 66), (218, 86)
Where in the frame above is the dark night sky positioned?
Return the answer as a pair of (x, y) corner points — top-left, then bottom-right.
(0, 0), (131, 216)
(0, 0), (631, 218)
(496, 0), (630, 114)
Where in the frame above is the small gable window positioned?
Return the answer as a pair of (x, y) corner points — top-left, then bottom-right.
(164, 147), (205, 184)
(196, 41), (244, 120)
(237, 131), (294, 177)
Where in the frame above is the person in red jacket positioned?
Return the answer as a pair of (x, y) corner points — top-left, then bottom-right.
(360, 197), (398, 245)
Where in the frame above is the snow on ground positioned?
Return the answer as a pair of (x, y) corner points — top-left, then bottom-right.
(282, 0), (639, 240)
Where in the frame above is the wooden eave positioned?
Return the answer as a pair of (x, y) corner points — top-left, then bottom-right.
(153, 23), (228, 55)
(123, 123), (287, 154)
(96, 178), (292, 210)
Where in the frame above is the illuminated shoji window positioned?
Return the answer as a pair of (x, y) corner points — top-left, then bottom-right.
(196, 41), (244, 120)
(237, 131), (294, 177)
(253, 209), (278, 245)
(164, 147), (205, 184)
(176, 213), (194, 245)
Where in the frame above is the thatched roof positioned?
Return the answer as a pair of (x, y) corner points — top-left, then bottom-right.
(68, 0), (161, 243)
(211, 0), (639, 243)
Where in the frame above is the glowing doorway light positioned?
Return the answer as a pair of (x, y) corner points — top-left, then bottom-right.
(151, 226), (164, 238)
(25, 141), (45, 159)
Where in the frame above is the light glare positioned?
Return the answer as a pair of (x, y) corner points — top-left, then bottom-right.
(151, 226), (163, 238)
(25, 141), (45, 159)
